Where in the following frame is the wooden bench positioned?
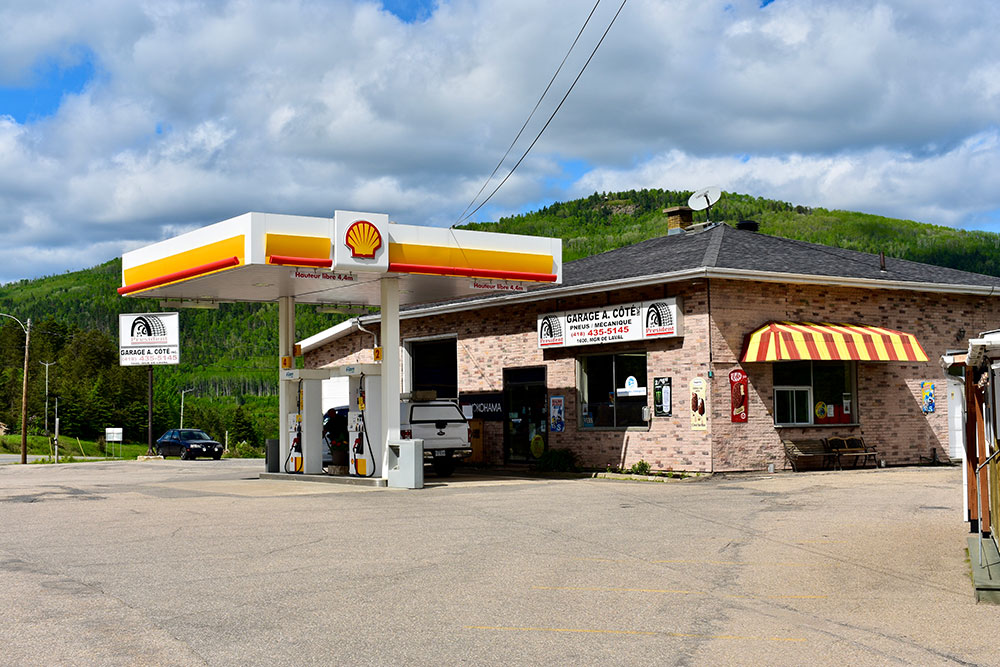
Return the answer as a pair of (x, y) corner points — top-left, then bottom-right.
(826, 436), (878, 469)
(783, 439), (838, 472)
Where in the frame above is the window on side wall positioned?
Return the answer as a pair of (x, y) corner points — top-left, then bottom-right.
(773, 361), (856, 426)
(579, 352), (648, 428)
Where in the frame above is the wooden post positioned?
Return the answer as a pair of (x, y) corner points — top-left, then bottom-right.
(975, 383), (992, 536)
(965, 366), (979, 530)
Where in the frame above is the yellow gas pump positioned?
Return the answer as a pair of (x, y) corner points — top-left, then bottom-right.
(349, 374), (375, 477)
(285, 380), (305, 473)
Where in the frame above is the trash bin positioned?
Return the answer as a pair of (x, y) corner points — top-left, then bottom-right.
(265, 438), (280, 473)
(387, 438), (424, 489)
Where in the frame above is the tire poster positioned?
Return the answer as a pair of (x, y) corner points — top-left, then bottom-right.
(690, 377), (707, 431)
(729, 369), (748, 423)
(653, 377), (672, 417)
(549, 395), (565, 433)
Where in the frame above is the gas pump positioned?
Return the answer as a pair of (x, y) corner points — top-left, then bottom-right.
(340, 365), (382, 478)
(285, 380), (304, 473)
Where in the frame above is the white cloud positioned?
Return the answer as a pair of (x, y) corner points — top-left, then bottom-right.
(0, 0), (998, 282)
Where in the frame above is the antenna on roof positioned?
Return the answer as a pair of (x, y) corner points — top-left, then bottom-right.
(687, 186), (722, 224)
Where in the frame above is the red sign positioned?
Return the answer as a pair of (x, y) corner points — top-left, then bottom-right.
(729, 369), (748, 423)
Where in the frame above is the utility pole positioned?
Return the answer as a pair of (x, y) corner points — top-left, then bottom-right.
(40, 361), (55, 436)
(1, 313), (31, 465)
(180, 388), (195, 429)
(21, 318), (30, 465)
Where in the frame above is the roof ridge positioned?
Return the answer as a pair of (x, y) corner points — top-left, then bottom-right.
(701, 224), (725, 267)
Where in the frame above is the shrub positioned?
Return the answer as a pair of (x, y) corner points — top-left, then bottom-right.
(228, 440), (264, 458)
(629, 459), (652, 476)
(536, 448), (578, 472)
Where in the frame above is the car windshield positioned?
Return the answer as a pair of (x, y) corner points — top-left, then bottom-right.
(180, 430), (211, 440)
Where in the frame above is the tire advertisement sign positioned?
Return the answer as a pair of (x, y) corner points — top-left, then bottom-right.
(119, 313), (180, 366)
(729, 369), (748, 423)
(537, 298), (683, 348)
(549, 395), (565, 433)
(653, 377), (672, 417)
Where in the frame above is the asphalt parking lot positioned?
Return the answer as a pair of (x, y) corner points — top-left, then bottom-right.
(0, 460), (995, 666)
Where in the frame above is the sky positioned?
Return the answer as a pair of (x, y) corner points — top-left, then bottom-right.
(1, 0), (999, 283)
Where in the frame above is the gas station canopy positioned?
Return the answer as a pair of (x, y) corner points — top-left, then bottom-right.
(119, 210), (563, 483)
(119, 211), (563, 306)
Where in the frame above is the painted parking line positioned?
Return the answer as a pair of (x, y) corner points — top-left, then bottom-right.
(532, 585), (827, 600)
(534, 585), (702, 595)
(465, 626), (806, 642)
(567, 556), (839, 568)
(652, 559), (839, 568)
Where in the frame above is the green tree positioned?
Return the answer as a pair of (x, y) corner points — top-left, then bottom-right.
(229, 404), (259, 447)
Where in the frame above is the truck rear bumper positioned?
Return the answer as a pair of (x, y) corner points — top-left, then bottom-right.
(423, 448), (472, 460)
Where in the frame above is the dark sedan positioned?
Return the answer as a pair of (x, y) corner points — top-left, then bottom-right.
(156, 429), (224, 460)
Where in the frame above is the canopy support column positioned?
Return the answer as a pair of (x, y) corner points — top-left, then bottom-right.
(278, 295), (296, 470)
(380, 277), (400, 481)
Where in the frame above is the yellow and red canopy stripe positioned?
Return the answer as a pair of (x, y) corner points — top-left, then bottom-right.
(741, 321), (928, 363)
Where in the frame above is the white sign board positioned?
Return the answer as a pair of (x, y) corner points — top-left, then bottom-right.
(119, 312), (180, 366)
(537, 298), (683, 348)
(105, 427), (123, 442)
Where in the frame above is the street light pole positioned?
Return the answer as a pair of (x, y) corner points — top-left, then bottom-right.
(40, 361), (55, 436)
(180, 388), (195, 429)
(0, 313), (31, 465)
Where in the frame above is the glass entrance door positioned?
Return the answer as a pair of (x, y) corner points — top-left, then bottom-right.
(503, 367), (547, 462)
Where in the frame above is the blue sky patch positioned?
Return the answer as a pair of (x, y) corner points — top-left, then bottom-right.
(381, 0), (436, 23)
(0, 47), (96, 123)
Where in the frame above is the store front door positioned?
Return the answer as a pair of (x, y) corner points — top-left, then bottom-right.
(503, 367), (547, 463)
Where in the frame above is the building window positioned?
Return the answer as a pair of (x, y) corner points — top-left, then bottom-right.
(579, 352), (648, 428)
(407, 337), (457, 399)
(773, 361), (856, 426)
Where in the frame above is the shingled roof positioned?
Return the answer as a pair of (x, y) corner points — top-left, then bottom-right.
(556, 222), (1000, 290)
(302, 223), (1000, 350)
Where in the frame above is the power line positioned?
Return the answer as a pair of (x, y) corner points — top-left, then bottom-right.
(456, 0), (629, 227)
(454, 0), (603, 226)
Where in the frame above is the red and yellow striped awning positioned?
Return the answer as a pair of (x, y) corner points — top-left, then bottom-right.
(741, 321), (929, 363)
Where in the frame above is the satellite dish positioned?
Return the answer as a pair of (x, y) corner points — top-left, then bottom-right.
(688, 186), (721, 211)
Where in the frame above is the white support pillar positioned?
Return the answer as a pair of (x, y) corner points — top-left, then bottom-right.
(380, 277), (401, 481)
(278, 295), (296, 471)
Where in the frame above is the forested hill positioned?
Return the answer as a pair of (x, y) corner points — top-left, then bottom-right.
(460, 189), (1000, 277)
(0, 259), (347, 399)
(1, 188), (997, 446)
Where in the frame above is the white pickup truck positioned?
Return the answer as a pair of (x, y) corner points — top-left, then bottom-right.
(400, 400), (472, 477)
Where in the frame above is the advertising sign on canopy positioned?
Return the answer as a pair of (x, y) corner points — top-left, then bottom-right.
(119, 313), (180, 366)
(537, 298), (683, 348)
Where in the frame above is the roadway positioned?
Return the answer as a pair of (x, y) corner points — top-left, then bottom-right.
(0, 460), (991, 665)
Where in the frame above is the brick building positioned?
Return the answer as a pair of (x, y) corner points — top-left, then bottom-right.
(302, 220), (1000, 473)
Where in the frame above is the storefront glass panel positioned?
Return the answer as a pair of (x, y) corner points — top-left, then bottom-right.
(580, 352), (648, 428)
(773, 361), (856, 425)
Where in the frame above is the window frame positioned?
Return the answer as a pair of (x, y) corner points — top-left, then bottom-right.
(577, 350), (649, 431)
(773, 386), (812, 426)
(772, 361), (858, 427)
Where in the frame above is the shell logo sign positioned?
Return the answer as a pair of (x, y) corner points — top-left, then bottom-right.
(344, 220), (382, 259)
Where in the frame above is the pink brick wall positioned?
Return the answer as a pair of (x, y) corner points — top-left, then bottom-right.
(308, 283), (714, 471)
(708, 279), (1000, 470)
(305, 276), (1000, 472)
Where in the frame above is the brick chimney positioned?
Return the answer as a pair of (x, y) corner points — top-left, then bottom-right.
(664, 205), (694, 234)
